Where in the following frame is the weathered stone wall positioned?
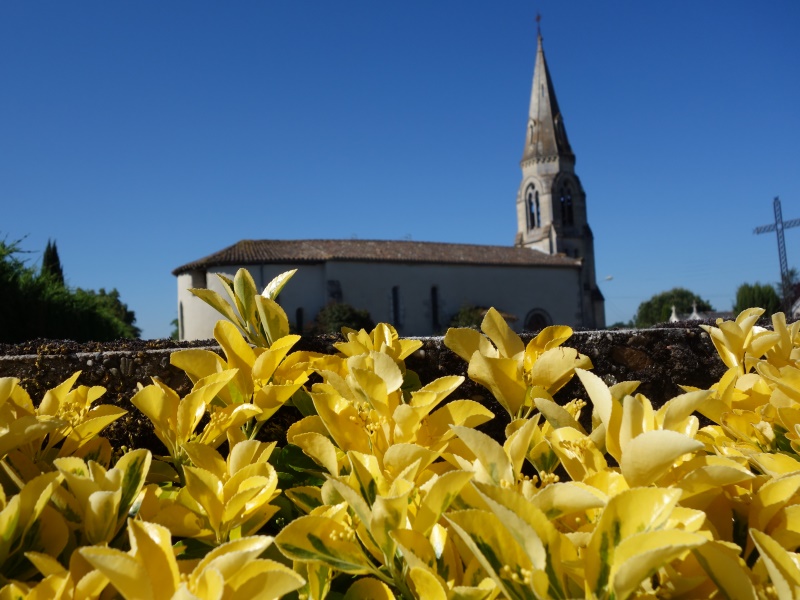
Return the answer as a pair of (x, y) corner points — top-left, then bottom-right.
(0, 325), (726, 451)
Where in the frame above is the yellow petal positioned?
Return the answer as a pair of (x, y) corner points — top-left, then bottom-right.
(80, 546), (150, 600)
(467, 353), (526, 417)
(226, 559), (306, 599)
(62, 405), (127, 456)
(480, 307), (524, 359)
(620, 430), (703, 488)
(549, 426), (607, 482)
(383, 443), (438, 482)
(611, 530), (707, 600)
(415, 470), (473, 536)
(660, 390), (713, 431)
(275, 515), (377, 575)
(444, 327), (498, 362)
(85, 490), (121, 544)
(585, 487), (682, 596)
(183, 443), (227, 479)
(408, 567), (446, 600)
(292, 432), (340, 476)
(183, 466), (224, 535)
(170, 349), (226, 386)
(255, 295), (290, 346)
(749, 472), (800, 533)
(344, 577), (396, 600)
(534, 397), (586, 434)
(504, 417), (541, 478)
(128, 520), (180, 600)
(692, 540), (757, 600)
(750, 529), (800, 599)
(528, 347), (591, 395)
(451, 426), (513, 486)
(130, 384), (177, 449)
(371, 485), (413, 557)
(251, 336), (300, 382)
(410, 376), (464, 408)
(446, 509), (544, 600)
(531, 481), (606, 520)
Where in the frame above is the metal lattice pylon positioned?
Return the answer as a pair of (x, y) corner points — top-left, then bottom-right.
(754, 197), (800, 310)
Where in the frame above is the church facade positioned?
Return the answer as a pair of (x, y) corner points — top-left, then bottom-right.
(173, 34), (605, 340)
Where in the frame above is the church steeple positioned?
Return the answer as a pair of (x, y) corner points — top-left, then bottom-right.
(514, 30), (605, 329)
(522, 35), (574, 165)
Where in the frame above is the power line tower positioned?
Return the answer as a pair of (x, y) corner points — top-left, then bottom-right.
(754, 196), (800, 310)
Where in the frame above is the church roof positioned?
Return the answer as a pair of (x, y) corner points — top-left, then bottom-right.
(173, 239), (580, 275)
(521, 35), (574, 164)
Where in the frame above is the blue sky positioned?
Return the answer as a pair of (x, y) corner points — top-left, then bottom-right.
(2, 1), (799, 337)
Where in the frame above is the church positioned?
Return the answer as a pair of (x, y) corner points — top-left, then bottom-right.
(173, 34), (605, 340)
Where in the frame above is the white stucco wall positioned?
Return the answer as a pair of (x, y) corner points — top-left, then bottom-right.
(178, 260), (583, 340)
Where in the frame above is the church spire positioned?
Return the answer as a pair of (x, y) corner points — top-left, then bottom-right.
(521, 34), (574, 164)
(514, 25), (604, 328)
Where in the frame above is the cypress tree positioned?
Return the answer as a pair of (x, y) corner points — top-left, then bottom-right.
(41, 239), (65, 286)
(733, 283), (781, 316)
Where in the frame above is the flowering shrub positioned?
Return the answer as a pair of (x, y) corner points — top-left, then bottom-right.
(1, 270), (800, 598)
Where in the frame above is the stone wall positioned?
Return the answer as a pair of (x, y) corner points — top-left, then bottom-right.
(0, 325), (726, 451)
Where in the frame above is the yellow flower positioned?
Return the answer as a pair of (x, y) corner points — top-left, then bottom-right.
(445, 308), (591, 418)
(81, 520), (303, 600)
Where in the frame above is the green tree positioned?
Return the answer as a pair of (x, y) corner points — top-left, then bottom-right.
(41, 239), (64, 286)
(312, 302), (374, 334)
(634, 288), (713, 328)
(0, 238), (140, 342)
(75, 288), (141, 339)
(775, 267), (799, 310)
(170, 318), (180, 340)
(734, 282), (782, 316)
(449, 305), (484, 329)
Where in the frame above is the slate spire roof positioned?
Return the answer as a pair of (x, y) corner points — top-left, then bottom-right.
(172, 239), (580, 275)
(521, 34), (574, 164)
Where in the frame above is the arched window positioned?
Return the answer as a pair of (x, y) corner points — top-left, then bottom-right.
(559, 185), (574, 227)
(524, 309), (552, 332)
(526, 185), (540, 230)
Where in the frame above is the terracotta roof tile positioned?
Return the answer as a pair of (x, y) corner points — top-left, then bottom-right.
(173, 239), (579, 275)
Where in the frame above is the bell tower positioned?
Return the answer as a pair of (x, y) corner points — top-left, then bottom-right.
(514, 33), (605, 328)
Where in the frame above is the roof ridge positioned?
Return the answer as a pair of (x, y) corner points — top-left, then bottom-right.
(172, 238), (580, 275)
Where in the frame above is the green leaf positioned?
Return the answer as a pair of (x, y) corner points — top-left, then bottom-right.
(275, 515), (377, 575)
(115, 449), (152, 521)
(255, 295), (290, 347)
(451, 426), (513, 486)
(233, 268), (259, 330)
(692, 540), (757, 600)
(446, 509), (543, 600)
(189, 288), (243, 328)
(262, 269), (297, 300)
(619, 430), (704, 487)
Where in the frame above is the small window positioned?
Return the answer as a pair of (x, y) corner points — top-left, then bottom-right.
(392, 286), (401, 327)
(190, 270), (207, 289)
(327, 280), (343, 303)
(179, 301), (184, 340)
(431, 286), (440, 331)
(295, 307), (304, 333)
